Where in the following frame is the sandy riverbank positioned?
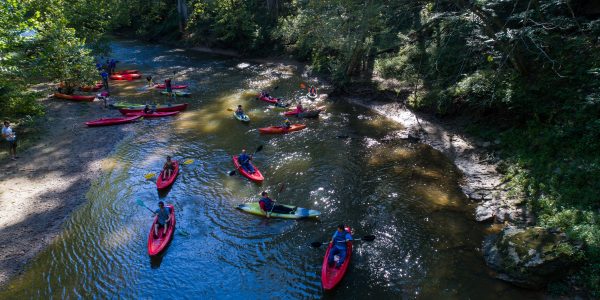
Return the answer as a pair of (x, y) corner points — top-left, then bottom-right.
(0, 95), (135, 287)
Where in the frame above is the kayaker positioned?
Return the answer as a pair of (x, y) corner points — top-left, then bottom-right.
(109, 58), (116, 74)
(162, 156), (175, 180)
(259, 191), (294, 217)
(309, 86), (317, 96)
(146, 76), (154, 87)
(328, 225), (353, 268)
(237, 149), (255, 174)
(2, 121), (17, 160)
(143, 104), (155, 114)
(260, 90), (270, 98)
(295, 103), (304, 113)
(100, 70), (109, 92)
(153, 201), (171, 237)
(165, 78), (173, 94)
(283, 118), (292, 129)
(235, 105), (245, 117)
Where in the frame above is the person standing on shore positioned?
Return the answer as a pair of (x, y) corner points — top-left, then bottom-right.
(100, 70), (109, 93)
(2, 121), (17, 160)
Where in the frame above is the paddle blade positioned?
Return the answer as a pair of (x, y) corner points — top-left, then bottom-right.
(226, 108), (233, 111)
(311, 241), (324, 248)
(144, 173), (156, 179)
(254, 145), (264, 154)
(361, 235), (376, 242)
(136, 199), (145, 206)
(183, 159), (194, 165)
(229, 170), (236, 176)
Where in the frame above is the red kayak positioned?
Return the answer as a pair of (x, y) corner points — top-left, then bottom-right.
(284, 106), (325, 116)
(124, 111), (180, 118)
(321, 227), (353, 290)
(232, 155), (264, 183)
(80, 83), (104, 92)
(85, 115), (141, 127)
(110, 73), (142, 80)
(258, 124), (306, 134)
(113, 70), (139, 75)
(54, 92), (95, 102)
(118, 103), (188, 114)
(147, 204), (176, 256)
(156, 160), (179, 190)
(258, 94), (283, 104)
(154, 84), (188, 89)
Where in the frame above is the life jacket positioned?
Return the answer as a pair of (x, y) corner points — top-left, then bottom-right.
(259, 197), (273, 211)
(333, 230), (350, 249)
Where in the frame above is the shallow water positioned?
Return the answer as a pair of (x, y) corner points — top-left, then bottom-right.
(0, 40), (540, 299)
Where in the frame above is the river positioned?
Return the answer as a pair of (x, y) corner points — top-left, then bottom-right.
(0, 40), (539, 299)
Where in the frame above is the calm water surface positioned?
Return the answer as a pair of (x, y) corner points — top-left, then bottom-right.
(0, 40), (539, 299)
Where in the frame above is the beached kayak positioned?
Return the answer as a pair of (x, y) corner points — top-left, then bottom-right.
(113, 70), (139, 75)
(110, 73), (141, 80)
(284, 106), (325, 116)
(80, 83), (103, 92)
(124, 111), (180, 118)
(154, 84), (188, 89)
(232, 155), (264, 183)
(233, 112), (250, 122)
(321, 227), (353, 290)
(54, 92), (95, 102)
(85, 115), (142, 127)
(237, 203), (320, 219)
(147, 204), (176, 256)
(156, 160), (179, 190)
(117, 103), (189, 113)
(160, 91), (191, 97)
(258, 124), (306, 134)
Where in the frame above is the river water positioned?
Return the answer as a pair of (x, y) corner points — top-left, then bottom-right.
(0, 40), (539, 299)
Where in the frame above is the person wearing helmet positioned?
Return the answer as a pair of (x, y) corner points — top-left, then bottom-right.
(153, 201), (171, 237)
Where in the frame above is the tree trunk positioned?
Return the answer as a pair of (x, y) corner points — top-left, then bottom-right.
(177, 0), (189, 33)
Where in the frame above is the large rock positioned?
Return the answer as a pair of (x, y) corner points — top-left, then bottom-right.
(483, 226), (583, 289)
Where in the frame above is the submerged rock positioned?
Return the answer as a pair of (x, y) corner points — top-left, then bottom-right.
(483, 226), (583, 289)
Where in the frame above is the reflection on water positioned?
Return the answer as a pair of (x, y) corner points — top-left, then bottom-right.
(0, 40), (540, 299)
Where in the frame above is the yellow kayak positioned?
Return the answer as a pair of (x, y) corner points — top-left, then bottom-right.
(236, 203), (320, 219)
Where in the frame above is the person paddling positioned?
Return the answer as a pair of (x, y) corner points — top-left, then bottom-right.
(237, 149), (255, 174)
(328, 224), (353, 269)
(283, 118), (292, 129)
(143, 104), (155, 114)
(162, 156), (175, 180)
(309, 86), (317, 96)
(295, 103), (304, 113)
(153, 201), (171, 238)
(259, 191), (294, 217)
(235, 105), (245, 117)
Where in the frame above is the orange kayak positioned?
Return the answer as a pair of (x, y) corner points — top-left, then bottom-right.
(54, 93), (95, 102)
(258, 124), (306, 134)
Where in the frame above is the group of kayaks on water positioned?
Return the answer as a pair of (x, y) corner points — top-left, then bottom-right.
(52, 60), (370, 290)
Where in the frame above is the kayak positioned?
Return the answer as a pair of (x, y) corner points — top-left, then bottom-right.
(85, 115), (142, 127)
(54, 92), (95, 102)
(233, 112), (250, 122)
(307, 93), (318, 99)
(124, 111), (180, 118)
(80, 83), (103, 92)
(284, 106), (325, 116)
(258, 94), (286, 104)
(110, 73), (141, 80)
(147, 204), (176, 256)
(160, 91), (191, 97)
(321, 227), (353, 290)
(232, 155), (264, 183)
(156, 160), (179, 190)
(237, 203), (321, 219)
(113, 70), (139, 75)
(258, 124), (306, 134)
(117, 103), (188, 113)
(154, 84), (188, 89)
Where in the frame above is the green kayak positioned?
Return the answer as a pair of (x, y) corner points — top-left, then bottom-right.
(233, 112), (250, 122)
(161, 91), (191, 97)
(237, 203), (321, 219)
(111, 102), (146, 109)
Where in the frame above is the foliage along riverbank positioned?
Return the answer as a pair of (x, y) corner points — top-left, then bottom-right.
(1, 0), (599, 296)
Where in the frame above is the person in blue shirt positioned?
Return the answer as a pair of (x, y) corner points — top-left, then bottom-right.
(237, 149), (255, 174)
(235, 105), (245, 117)
(328, 224), (353, 268)
(258, 191), (294, 217)
(109, 58), (116, 74)
(153, 201), (171, 237)
(100, 70), (109, 92)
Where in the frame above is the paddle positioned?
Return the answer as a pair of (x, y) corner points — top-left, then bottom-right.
(310, 235), (376, 248)
(267, 183), (286, 218)
(136, 199), (155, 213)
(145, 158), (194, 179)
(228, 145), (264, 176)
